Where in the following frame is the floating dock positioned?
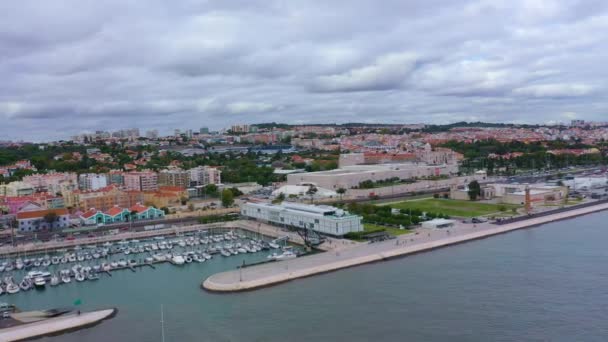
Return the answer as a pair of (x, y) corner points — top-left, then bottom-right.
(203, 201), (608, 292)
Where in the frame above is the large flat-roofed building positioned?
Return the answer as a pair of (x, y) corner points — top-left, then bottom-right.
(241, 202), (363, 236)
(287, 163), (458, 190)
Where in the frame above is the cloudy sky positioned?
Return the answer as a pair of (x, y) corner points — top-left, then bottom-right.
(1, 0), (608, 141)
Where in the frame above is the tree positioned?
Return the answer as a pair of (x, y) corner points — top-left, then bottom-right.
(467, 180), (481, 201)
(204, 184), (218, 197)
(306, 185), (318, 204)
(273, 192), (286, 204)
(221, 189), (234, 207)
(336, 187), (346, 201)
(43, 212), (58, 229)
(230, 187), (243, 197)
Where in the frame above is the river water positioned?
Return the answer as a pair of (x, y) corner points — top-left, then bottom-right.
(8, 211), (608, 341)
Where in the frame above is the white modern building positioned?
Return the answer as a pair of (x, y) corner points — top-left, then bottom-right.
(563, 176), (608, 191)
(241, 202), (363, 236)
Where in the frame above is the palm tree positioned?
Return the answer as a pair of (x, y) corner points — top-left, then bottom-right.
(336, 188), (346, 202)
(129, 210), (138, 230)
(306, 185), (318, 204)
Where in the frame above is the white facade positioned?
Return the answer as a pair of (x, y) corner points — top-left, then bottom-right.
(564, 176), (608, 191)
(241, 202), (363, 236)
(78, 173), (108, 191)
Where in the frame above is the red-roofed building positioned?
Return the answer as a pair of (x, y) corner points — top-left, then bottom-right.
(16, 208), (70, 232)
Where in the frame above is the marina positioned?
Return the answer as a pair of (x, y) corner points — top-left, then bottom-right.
(0, 229), (300, 297)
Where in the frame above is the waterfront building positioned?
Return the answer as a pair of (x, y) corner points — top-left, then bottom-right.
(16, 208), (70, 232)
(79, 203), (164, 225)
(241, 202), (363, 236)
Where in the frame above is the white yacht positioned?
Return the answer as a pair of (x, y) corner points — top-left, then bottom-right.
(75, 273), (85, 282)
(33, 277), (46, 289)
(6, 283), (19, 294)
(171, 255), (185, 265)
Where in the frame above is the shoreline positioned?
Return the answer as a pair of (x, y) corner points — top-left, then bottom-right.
(0, 308), (117, 342)
(202, 201), (608, 292)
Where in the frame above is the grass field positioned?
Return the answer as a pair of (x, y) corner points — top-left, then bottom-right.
(387, 198), (520, 218)
(364, 223), (413, 236)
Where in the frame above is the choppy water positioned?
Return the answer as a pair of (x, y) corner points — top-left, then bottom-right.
(8, 211), (608, 341)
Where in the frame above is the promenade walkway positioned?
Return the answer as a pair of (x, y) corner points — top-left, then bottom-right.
(0, 309), (116, 341)
(203, 201), (608, 292)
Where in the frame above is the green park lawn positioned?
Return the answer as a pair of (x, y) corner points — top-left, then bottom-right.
(363, 223), (412, 236)
(387, 198), (520, 218)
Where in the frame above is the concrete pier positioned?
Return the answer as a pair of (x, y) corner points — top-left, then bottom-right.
(203, 201), (608, 292)
(0, 308), (116, 341)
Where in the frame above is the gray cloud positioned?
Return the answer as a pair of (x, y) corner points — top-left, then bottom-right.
(1, 0), (607, 141)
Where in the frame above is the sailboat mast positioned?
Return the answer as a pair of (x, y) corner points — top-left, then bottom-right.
(160, 304), (165, 342)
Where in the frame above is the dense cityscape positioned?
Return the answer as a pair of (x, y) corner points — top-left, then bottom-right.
(1, 120), (607, 234)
